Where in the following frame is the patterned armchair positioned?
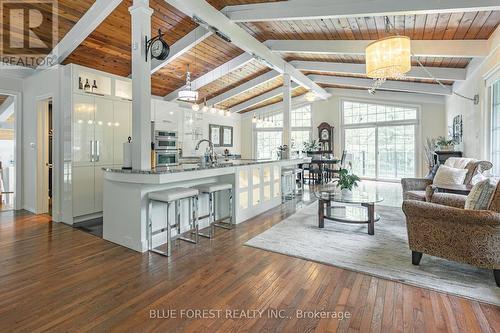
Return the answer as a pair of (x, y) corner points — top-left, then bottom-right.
(402, 183), (500, 287)
(401, 159), (493, 201)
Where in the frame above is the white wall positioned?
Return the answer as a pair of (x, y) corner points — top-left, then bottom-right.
(240, 88), (447, 177)
(445, 28), (500, 160)
(21, 66), (62, 214)
(181, 110), (242, 157)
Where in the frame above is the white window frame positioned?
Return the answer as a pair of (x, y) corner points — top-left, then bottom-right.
(485, 65), (500, 176)
(290, 105), (312, 153)
(253, 103), (313, 158)
(488, 79), (500, 176)
(340, 98), (422, 181)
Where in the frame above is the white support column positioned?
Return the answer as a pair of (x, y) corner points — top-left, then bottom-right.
(283, 73), (292, 150)
(129, 0), (153, 170)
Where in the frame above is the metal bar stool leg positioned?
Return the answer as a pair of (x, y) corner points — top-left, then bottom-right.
(214, 188), (234, 230)
(148, 200), (153, 251)
(192, 196), (200, 243)
(178, 197), (198, 244)
(166, 202), (172, 256)
(197, 193), (214, 239)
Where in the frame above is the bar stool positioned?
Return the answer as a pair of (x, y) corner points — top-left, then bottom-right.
(147, 187), (199, 257)
(294, 168), (303, 194)
(192, 183), (233, 239)
(281, 169), (296, 201)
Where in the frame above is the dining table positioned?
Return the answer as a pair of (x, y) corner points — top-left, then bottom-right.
(300, 157), (340, 183)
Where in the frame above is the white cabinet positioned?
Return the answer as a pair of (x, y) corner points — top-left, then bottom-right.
(94, 98), (114, 166)
(72, 93), (131, 218)
(153, 99), (181, 131)
(73, 94), (95, 167)
(113, 100), (132, 165)
(235, 164), (282, 222)
(72, 166), (95, 217)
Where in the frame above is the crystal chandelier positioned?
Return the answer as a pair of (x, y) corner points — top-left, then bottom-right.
(365, 17), (411, 93)
(178, 64), (199, 102)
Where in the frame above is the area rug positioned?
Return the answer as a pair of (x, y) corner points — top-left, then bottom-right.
(245, 202), (500, 306)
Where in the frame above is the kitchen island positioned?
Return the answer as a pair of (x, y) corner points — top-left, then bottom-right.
(102, 158), (310, 252)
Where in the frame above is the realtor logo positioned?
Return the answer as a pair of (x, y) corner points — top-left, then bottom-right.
(0, 0), (58, 68)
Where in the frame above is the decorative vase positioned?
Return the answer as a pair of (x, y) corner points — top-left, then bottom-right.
(341, 188), (353, 197)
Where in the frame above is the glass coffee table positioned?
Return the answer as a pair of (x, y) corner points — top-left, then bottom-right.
(318, 190), (384, 235)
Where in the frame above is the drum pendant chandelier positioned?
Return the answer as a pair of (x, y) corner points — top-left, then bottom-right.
(365, 35), (411, 80)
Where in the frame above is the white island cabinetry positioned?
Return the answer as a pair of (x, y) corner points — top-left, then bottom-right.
(102, 158), (309, 252)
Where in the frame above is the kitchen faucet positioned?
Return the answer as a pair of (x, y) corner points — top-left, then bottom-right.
(195, 139), (217, 165)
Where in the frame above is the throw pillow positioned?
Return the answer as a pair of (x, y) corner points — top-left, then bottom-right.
(433, 165), (468, 185)
(465, 178), (498, 210)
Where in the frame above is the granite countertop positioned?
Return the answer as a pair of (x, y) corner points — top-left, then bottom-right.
(103, 158), (308, 175)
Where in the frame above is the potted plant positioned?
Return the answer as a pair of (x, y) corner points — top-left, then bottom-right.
(436, 136), (456, 151)
(334, 168), (360, 197)
(303, 140), (319, 152)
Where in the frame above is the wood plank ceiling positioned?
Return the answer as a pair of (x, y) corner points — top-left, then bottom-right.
(62, 0), (283, 96)
(0, 0), (95, 63)
(7, 1), (500, 113)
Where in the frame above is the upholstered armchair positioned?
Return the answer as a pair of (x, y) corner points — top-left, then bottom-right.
(401, 159), (493, 201)
(402, 184), (500, 287)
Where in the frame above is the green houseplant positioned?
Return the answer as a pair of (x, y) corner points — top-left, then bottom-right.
(334, 168), (360, 197)
(436, 136), (456, 151)
(303, 139), (319, 152)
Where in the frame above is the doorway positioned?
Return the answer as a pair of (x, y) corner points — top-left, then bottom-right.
(0, 94), (16, 211)
(342, 100), (418, 181)
(36, 98), (54, 215)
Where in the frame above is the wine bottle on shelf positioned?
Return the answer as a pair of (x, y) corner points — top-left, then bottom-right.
(92, 80), (98, 92)
(84, 79), (91, 92)
(78, 77), (83, 90)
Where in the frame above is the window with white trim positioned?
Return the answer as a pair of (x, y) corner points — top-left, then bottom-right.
(492, 80), (500, 176)
(342, 100), (418, 180)
(291, 105), (312, 152)
(254, 104), (312, 159)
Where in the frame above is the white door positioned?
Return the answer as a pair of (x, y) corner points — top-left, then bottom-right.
(73, 94), (95, 167)
(94, 97), (114, 166)
(113, 100), (132, 165)
(72, 166), (95, 217)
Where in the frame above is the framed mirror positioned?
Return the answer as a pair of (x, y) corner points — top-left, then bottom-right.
(222, 126), (233, 147)
(209, 124), (221, 147)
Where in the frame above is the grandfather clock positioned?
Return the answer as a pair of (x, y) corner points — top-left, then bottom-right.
(317, 122), (334, 154)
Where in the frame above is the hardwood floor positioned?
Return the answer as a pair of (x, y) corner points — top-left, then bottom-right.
(0, 194), (499, 332)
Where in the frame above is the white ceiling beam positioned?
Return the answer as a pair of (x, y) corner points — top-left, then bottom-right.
(231, 83), (299, 113)
(207, 70), (280, 106)
(151, 26), (212, 74)
(309, 74), (453, 95)
(265, 40), (490, 58)
(243, 96), (307, 115)
(0, 96), (15, 122)
(224, 0), (500, 22)
(38, 0), (123, 69)
(164, 0), (330, 100)
(291, 60), (467, 81)
(164, 52), (253, 100)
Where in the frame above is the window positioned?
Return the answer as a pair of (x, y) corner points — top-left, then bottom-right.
(256, 113), (283, 128)
(291, 105), (312, 153)
(492, 80), (500, 176)
(254, 104), (312, 158)
(291, 130), (311, 152)
(343, 101), (417, 125)
(342, 100), (418, 180)
(291, 105), (312, 127)
(256, 131), (282, 160)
